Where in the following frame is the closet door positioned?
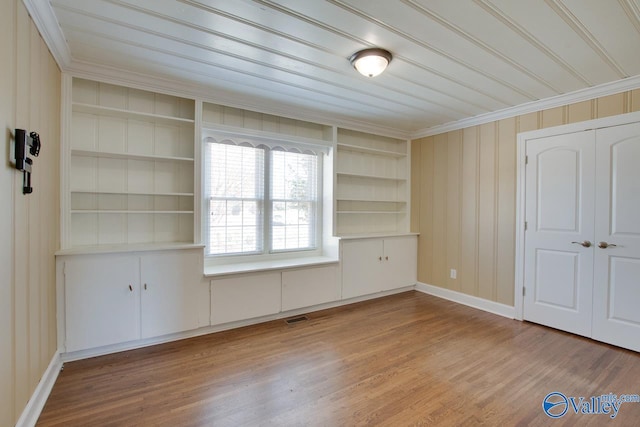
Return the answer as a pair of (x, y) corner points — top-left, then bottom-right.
(522, 131), (596, 337)
(592, 123), (640, 352)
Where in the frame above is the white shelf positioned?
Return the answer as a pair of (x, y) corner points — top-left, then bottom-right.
(71, 210), (194, 214)
(71, 149), (194, 163)
(337, 211), (406, 214)
(56, 242), (204, 256)
(336, 198), (406, 203)
(336, 172), (405, 181)
(337, 143), (406, 158)
(338, 232), (419, 240)
(71, 190), (194, 197)
(73, 102), (195, 126)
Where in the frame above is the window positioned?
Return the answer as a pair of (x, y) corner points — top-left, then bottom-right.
(205, 139), (321, 257)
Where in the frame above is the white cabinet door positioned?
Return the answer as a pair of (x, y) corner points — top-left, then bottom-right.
(65, 255), (140, 352)
(282, 265), (340, 311)
(211, 272), (281, 325)
(523, 131), (596, 337)
(140, 251), (207, 339)
(593, 123), (640, 352)
(342, 239), (384, 299)
(382, 236), (417, 290)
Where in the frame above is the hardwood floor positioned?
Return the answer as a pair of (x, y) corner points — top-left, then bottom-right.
(38, 291), (640, 426)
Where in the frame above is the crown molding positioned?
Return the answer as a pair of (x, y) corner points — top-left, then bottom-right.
(410, 74), (640, 139)
(22, 0), (71, 68)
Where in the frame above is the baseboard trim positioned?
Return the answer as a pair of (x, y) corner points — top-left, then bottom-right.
(16, 351), (62, 427)
(415, 282), (516, 319)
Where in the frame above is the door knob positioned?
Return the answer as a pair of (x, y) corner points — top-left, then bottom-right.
(571, 240), (592, 248)
(598, 241), (617, 249)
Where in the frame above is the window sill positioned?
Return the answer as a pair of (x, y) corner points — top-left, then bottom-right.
(204, 256), (339, 277)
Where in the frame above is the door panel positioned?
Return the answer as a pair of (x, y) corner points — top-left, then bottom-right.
(537, 148), (580, 232)
(593, 124), (640, 351)
(65, 255), (140, 352)
(534, 250), (579, 310)
(211, 272), (281, 325)
(140, 251), (204, 339)
(382, 236), (417, 290)
(523, 131), (595, 337)
(341, 239), (383, 299)
(608, 258), (640, 325)
(609, 137), (640, 235)
(282, 265), (340, 311)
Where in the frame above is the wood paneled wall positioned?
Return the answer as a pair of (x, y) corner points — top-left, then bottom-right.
(0, 0), (61, 425)
(411, 90), (640, 306)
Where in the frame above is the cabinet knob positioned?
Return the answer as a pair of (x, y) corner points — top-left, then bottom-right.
(378, 256), (382, 261)
(144, 283), (147, 290)
(385, 256), (389, 261)
(128, 284), (133, 292)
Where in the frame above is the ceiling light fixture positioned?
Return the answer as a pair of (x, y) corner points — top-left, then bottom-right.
(349, 48), (392, 78)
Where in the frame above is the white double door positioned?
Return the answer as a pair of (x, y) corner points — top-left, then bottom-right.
(523, 121), (640, 352)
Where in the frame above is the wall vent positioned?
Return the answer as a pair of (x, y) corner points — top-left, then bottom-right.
(285, 315), (309, 324)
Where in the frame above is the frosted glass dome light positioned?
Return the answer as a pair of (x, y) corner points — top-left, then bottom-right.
(349, 48), (392, 78)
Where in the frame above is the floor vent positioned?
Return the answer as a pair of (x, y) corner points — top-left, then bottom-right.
(285, 315), (309, 325)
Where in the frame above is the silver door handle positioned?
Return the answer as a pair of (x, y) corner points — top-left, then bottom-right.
(571, 240), (592, 248)
(598, 241), (617, 249)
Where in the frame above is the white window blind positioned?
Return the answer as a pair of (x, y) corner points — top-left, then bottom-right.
(205, 138), (320, 257)
(207, 142), (265, 255)
(270, 150), (317, 251)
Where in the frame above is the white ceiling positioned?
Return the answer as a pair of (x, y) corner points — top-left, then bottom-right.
(27, 0), (640, 136)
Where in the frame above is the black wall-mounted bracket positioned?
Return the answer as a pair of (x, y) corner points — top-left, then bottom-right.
(14, 129), (41, 194)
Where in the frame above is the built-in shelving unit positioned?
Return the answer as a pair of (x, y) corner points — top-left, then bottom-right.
(335, 128), (409, 236)
(54, 75), (420, 365)
(63, 78), (196, 250)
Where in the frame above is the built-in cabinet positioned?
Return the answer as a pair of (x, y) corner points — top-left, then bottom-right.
(58, 75), (418, 359)
(211, 264), (340, 325)
(211, 272), (282, 325)
(61, 249), (208, 353)
(64, 78), (196, 249)
(282, 266), (341, 311)
(342, 236), (417, 299)
(64, 254), (139, 352)
(335, 129), (409, 236)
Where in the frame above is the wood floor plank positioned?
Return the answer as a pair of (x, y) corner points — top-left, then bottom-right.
(38, 292), (640, 426)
